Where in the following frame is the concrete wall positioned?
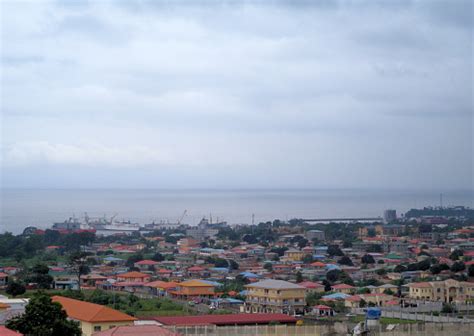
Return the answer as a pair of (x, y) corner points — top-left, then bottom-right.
(163, 322), (474, 336)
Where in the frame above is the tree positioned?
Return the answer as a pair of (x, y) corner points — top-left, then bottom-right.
(451, 261), (466, 273)
(450, 249), (464, 261)
(6, 293), (81, 336)
(152, 252), (164, 262)
(228, 259), (239, 271)
(302, 254), (313, 264)
(243, 234), (258, 244)
(338, 256), (353, 266)
(296, 271), (303, 283)
(393, 265), (406, 273)
(468, 264), (474, 277)
(326, 269), (341, 283)
(6, 281), (26, 297)
(28, 263), (53, 289)
(441, 302), (456, 314)
(322, 279), (332, 292)
(361, 254), (375, 264)
(430, 264), (442, 275)
(263, 262), (273, 272)
(327, 245), (344, 257)
(367, 228), (376, 237)
(366, 244), (382, 253)
(68, 251), (92, 290)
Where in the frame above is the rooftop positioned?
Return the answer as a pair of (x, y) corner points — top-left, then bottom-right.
(52, 296), (136, 323)
(245, 279), (304, 290)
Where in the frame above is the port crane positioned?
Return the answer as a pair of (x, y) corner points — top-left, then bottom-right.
(177, 210), (187, 225)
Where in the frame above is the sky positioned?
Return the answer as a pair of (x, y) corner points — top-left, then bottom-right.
(1, 0), (473, 190)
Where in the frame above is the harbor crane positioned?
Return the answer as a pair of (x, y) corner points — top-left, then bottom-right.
(177, 210), (187, 225)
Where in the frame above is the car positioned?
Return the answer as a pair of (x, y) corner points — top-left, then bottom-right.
(346, 313), (356, 317)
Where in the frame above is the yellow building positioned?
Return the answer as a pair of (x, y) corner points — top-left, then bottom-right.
(408, 279), (474, 303)
(244, 279), (306, 315)
(283, 249), (305, 262)
(52, 296), (136, 336)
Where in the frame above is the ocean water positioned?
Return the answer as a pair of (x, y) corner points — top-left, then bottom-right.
(1, 189), (473, 234)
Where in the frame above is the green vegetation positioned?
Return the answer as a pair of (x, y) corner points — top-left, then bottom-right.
(6, 292), (82, 336)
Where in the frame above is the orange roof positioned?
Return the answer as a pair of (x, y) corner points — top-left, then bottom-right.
(117, 271), (150, 278)
(52, 296), (136, 323)
(179, 280), (214, 287)
(310, 262), (326, 267)
(0, 303), (10, 309)
(146, 280), (178, 289)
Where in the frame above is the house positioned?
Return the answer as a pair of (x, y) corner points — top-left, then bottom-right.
(52, 296), (136, 336)
(81, 274), (107, 288)
(283, 249), (305, 262)
(145, 280), (178, 297)
(243, 279), (306, 315)
(298, 281), (325, 294)
(134, 260), (159, 272)
(312, 304), (335, 316)
(170, 280), (216, 298)
(92, 325), (179, 336)
(331, 284), (355, 295)
(0, 272), (8, 287)
(407, 279), (474, 303)
(116, 271), (151, 283)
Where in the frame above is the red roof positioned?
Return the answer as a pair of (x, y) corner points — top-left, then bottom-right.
(314, 305), (332, 310)
(153, 313), (298, 326)
(0, 272), (8, 278)
(298, 281), (324, 289)
(188, 266), (205, 272)
(135, 260), (159, 265)
(0, 326), (22, 335)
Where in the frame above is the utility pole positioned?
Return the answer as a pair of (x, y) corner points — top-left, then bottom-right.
(252, 213), (255, 226)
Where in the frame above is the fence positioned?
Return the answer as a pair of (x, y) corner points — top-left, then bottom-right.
(163, 322), (474, 336)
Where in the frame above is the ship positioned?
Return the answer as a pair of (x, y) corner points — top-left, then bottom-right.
(53, 213), (141, 236)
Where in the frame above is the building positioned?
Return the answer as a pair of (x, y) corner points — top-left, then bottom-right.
(52, 296), (136, 336)
(0, 273), (8, 287)
(407, 279), (474, 303)
(185, 218), (219, 241)
(244, 279), (306, 315)
(170, 280), (216, 298)
(331, 284), (355, 295)
(283, 249), (305, 262)
(298, 281), (325, 294)
(116, 271), (151, 283)
(383, 210), (397, 223)
(306, 230), (325, 242)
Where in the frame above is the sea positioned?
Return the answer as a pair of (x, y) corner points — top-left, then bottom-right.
(1, 189), (473, 234)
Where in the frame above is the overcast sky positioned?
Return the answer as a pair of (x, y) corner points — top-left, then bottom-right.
(1, 0), (472, 189)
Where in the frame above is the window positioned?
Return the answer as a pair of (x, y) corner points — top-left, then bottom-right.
(94, 326), (101, 332)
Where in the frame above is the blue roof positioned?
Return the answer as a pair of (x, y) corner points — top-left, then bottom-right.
(239, 290), (248, 296)
(322, 293), (350, 300)
(210, 267), (229, 272)
(239, 272), (260, 278)
(325, 264), (340, 270)
(313, 254), (326, 259)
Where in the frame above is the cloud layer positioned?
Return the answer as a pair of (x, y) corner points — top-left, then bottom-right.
(1, 0), (472, 189)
